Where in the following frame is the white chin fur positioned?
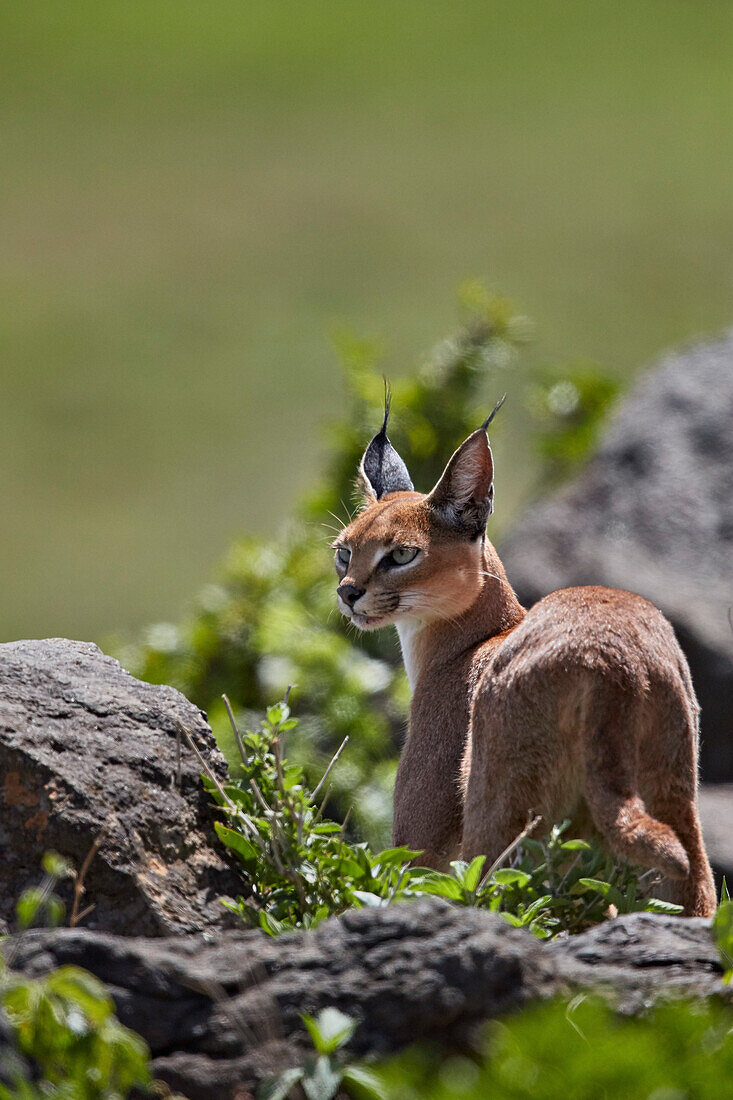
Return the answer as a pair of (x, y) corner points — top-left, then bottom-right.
(337, 597), (394, 631)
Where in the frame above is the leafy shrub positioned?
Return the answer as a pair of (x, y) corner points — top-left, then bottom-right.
(187, 696), (679, 938)
(372, 996), (733, 1099)
(0, 857), (151, 1100)
(260, 1007), (384, 1100)
(13, 851), (70, 933)
(263, 996), (733, 1100)
(121, 286), (621, 844)
(0, 965), (151, 1100)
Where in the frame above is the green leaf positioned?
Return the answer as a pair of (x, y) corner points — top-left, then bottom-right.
(372, 846), (420, 868)
(500, 912), (524, 927)
(353, 891), (384, 908)
(302, 1054), (343, 1100)
(45, 895), (65, 928)
(712, 899), (733, 975)
(215, 822), (260, 862)
(410, 872), (465, 901)
(643, 898), (684, 915)
(267, 703), (290, 727)
(560, 839), (592, 852)
(575, 877), (612, 898)
(492, 868), (532, 888)
(521, 895), (553, 922)
(259, 1066), (305, 1100)
(16, 888), (43, 930)
(341, 1064), (390, 1100)
(449, 859), (469, 885)
(463, 855), (487, 893)
(338, 859), (369, 881)
(42, 850), (72, 878)
(303, 1007), (357, 1055)
(260, 911), (289, 937)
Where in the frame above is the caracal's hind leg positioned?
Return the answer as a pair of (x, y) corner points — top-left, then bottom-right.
(639, 702), (716, 917)
(645, 795), (716, 916)
(579, 680), (714, 913)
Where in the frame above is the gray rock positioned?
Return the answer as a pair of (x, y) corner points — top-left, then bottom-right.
(699, 785), (733, 884)
(4, 900), (728, 1100)
(500, 330), (733, 781)
(0, 638), (243, 936)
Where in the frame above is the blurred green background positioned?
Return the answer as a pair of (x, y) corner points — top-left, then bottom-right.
(2, 0), (731, 643)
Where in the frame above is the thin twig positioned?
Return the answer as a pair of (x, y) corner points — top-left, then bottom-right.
(249, 777), (309, 912)
(272, 736), (286, 797)
(334, 805), (354, 869)
(69, 831), (105, 928)
(222, 694), (247, 767)
(175, 719), (235, 811)
(386, 867), (408, 905)
(555, 852), (582, 895)
(479, 813), (543, 892)
(249, 777), (271, 815)
(312, 784), (332, 825)
(312, 736), (349, 801)
(249, 780), (295, 873)
(340, 805), (353, 836)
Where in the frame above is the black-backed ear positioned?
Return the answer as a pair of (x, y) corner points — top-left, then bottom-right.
(358, 388), (414, 501)
(426, 397), (505, 536)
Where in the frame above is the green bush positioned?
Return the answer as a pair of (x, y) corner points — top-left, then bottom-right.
(372, 996), (733, 1099)
(0, 965), (151, 1100)
(121, 287), (620, 844)
(0, 857), (151, 1100)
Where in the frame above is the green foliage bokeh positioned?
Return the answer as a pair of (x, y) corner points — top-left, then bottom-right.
(373, 996), (733, 1100)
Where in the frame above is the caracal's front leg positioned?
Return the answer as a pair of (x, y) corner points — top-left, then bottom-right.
(392, 737), (463, 869)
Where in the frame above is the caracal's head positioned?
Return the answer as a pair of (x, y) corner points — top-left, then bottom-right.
(333, 396), (504, 632)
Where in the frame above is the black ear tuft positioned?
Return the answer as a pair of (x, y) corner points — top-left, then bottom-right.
(358, 384), (414, 500)
(481, 393), (506, 432)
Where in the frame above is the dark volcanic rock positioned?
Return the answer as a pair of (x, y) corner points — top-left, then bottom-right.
(500, 330), (733, 781)
(0, 638), (242, 936)
(699, 785), (733, 884)
(4, 900), (728, 1100)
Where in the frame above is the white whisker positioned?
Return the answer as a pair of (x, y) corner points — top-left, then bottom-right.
(471, 569), (514, 588)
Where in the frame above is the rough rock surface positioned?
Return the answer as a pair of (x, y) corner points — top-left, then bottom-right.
(0, 638), (242, 936)
(5, 900), (728, 1100)
(500, 330), (733, 782)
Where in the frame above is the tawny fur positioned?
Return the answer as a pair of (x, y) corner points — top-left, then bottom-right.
(334, 428), (716, 918)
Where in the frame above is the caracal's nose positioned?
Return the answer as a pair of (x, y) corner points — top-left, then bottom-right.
(338, 583), (366, 608)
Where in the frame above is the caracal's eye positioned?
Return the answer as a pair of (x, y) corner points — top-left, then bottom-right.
(391, 546), (419, 566)
(335, 547), (351, 568)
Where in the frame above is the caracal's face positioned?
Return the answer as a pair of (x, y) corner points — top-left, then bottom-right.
(333, 492), (484, 631)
